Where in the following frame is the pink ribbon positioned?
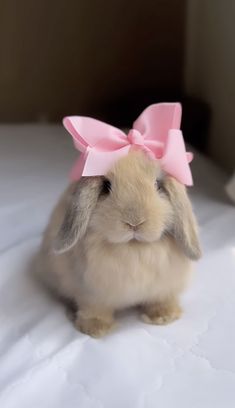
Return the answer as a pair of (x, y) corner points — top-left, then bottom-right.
(63, 103), (193, 186)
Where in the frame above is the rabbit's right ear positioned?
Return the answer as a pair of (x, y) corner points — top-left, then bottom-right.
(53, 177), (101, 254)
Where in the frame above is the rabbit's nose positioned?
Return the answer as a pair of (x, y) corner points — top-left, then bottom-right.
(125, 220), (145, 231)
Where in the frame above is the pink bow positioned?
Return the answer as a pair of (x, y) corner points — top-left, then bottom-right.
(63, 103), (193, 186)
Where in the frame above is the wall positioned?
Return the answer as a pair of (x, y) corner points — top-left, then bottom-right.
(185, 0), (235, 171)
(0, 0), (185, 123)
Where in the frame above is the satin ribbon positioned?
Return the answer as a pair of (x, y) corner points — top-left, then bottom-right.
(63, 103), (193, 185)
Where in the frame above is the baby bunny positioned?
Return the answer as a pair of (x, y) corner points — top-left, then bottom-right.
(39, 150), (201, 337)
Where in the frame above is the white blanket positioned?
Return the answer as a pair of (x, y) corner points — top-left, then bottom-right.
(0, 125), (235, 408)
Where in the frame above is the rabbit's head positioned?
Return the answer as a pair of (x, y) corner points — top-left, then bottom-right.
(54, 150), (201, 260)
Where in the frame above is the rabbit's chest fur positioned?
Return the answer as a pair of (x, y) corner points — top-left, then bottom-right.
(74, 235), (191, 309)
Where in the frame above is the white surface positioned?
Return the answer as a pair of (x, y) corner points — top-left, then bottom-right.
(0, 125), (235, 408)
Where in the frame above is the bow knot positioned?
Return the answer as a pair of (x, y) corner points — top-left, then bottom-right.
(63, 103), (193, 186)
(127, 129), (144, 146)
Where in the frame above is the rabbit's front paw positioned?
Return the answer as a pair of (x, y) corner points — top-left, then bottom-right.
(141, 298), (182, 325)
(75, 309), (114, 338)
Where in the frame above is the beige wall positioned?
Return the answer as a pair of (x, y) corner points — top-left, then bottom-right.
(185, 0), (235, 171)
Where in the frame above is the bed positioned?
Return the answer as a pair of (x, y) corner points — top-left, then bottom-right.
(0, 124), (235, 408)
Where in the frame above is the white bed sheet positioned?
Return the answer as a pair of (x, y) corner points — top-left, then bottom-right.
(0, 125), (235, 408)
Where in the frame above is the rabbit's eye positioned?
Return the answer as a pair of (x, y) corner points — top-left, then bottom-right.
(155, 178), (164, 191)
(101, 178), (112, 195)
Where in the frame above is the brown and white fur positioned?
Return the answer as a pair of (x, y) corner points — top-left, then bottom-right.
(38, 151), (201, 337)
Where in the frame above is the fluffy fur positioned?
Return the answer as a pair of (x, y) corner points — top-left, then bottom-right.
(38, 151), (201, 337)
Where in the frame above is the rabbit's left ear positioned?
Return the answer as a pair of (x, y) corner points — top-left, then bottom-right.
(165, 178), (202, 260)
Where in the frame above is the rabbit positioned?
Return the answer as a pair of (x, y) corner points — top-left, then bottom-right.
(38, 150), (201, 337)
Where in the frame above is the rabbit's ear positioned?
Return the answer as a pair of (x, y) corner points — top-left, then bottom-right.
(165, 178), (202, 260)
(54, 177), (101, 254)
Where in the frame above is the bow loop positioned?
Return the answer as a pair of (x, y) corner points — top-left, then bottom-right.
(63, 103), (193, 186)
